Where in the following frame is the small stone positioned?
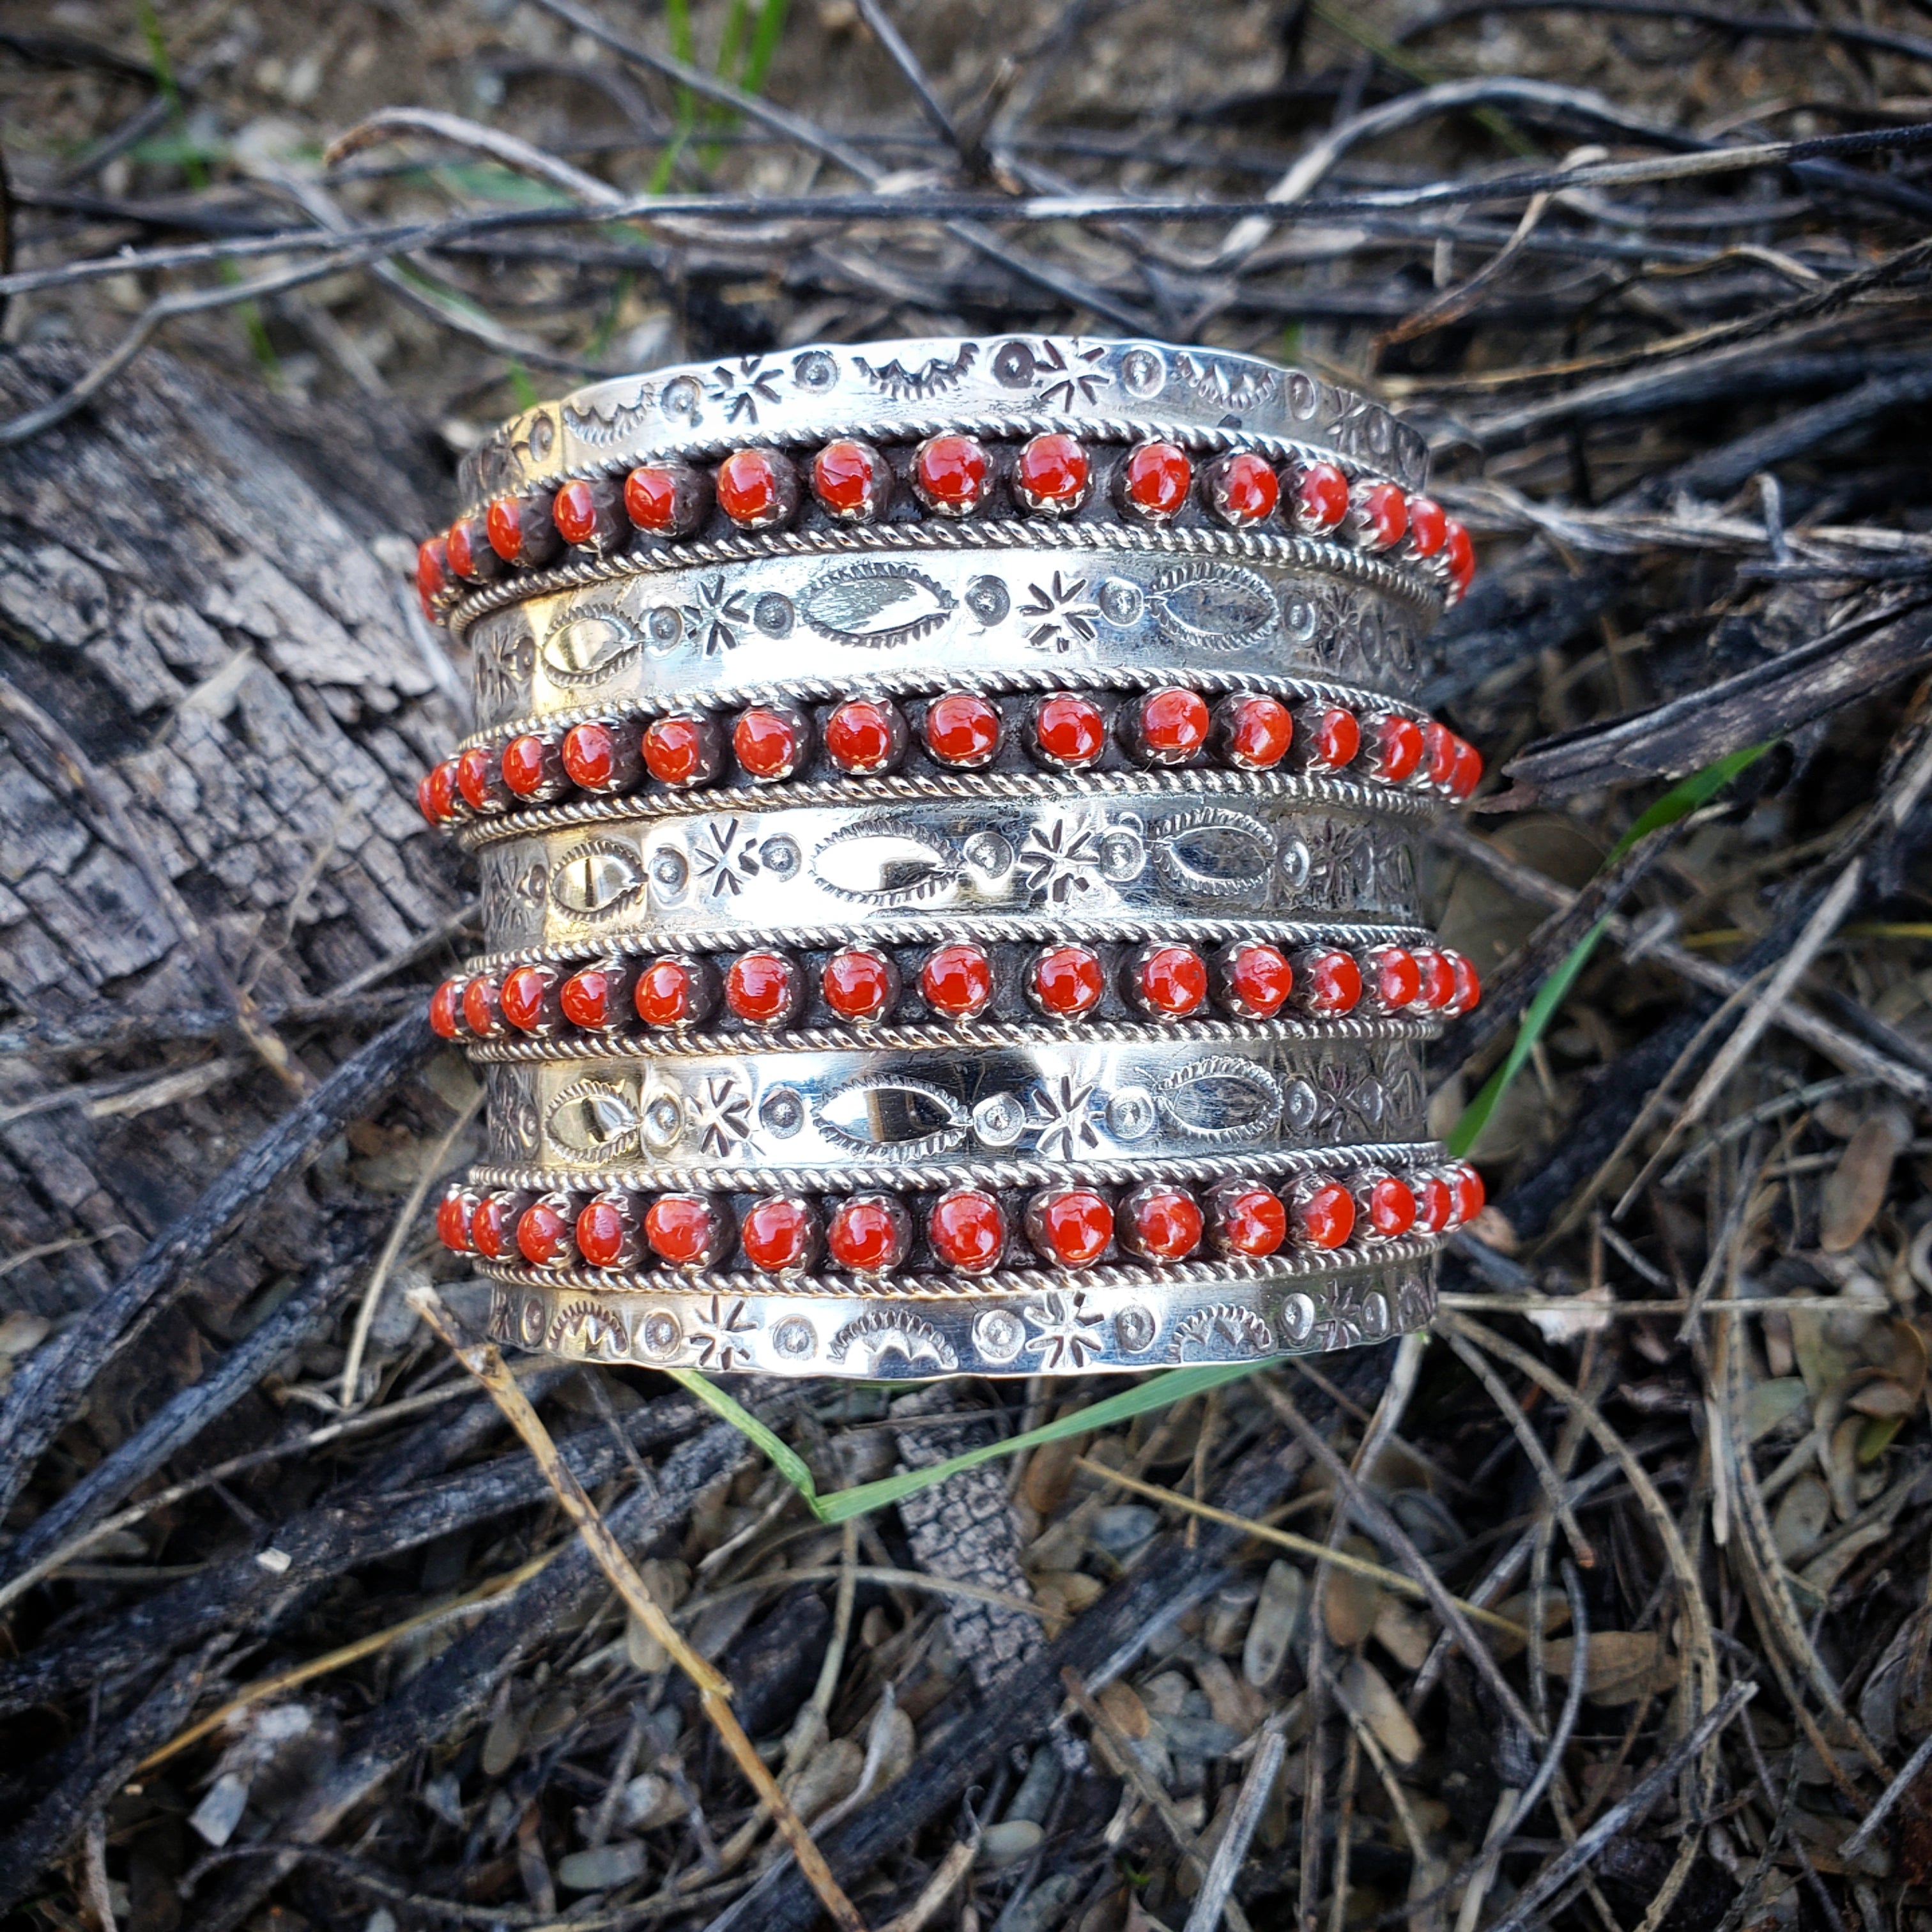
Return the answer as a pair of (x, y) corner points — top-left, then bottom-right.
(556, 1842), (647, 1892)
(1337, 1656), (1421, 1765)
(976, 1820), (1044, 1869)
(1243, 1559), (1306, 1688)
(788, 1737), (863, 1823)
(1322, 1539), (1385, 1647)
(1091, 1505), (1158, 1556)
(619, 1772), (687, 1830)
(481, 1700), (528, 1775)
(189, 1770), (250, 1848)
(1372, 1595), (1435, 1671)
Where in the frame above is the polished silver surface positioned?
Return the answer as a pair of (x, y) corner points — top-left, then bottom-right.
(459, 537), (1434, 723)
(456, 335), (1431, 509)
(440, 336), (1461, 1373)
(469, 789), (1424, 954)
(481, 1036), (1429, 1181)
(486, 1258), (1436, 1378)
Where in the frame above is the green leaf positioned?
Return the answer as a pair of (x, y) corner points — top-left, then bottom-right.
(1446, 741), (1775, 1160)
(666, 1361), (1268, 1527)
(664, 1368), (820, 1506)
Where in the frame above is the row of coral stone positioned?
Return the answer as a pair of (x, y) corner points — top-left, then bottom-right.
(420, 689), (1482, 827)
(415, 433), (1477, 618)
(433, 939), (1480, 1038)
(440, 1163), (1487, 1276)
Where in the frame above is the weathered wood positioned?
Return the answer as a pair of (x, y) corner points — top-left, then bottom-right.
(0, 341), (466, 1323)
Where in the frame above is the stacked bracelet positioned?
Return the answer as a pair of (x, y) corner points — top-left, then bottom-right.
(417, 336), (1483, 1377)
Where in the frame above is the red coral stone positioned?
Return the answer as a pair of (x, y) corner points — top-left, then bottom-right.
(920, 943), (993, 1018)
(561, 963), (625, 1031)
(645, 1195), (719, 1268)
(1449, 1163), (1486, 1225)
(1030, 945), (1105, 1017)
(1363, 1175), (1417, 1238)
(1028, 1188), (1114, 1267)
(417, 535), (451, 602)
(1356, 482), (1409, 551)
(561, 720), (640, 792)
(1447, 953), (1482, 1016)
(724, 951), (799, 1025)
(1134, 945), (1208, 1017)
(636, 957), (708, 1028)
(811, 438), (889, 520)
(1445, 735), (1483, 801)
(1223, 694), (1294, 770)
(732, 705), (808, 780)
(486, 493), (559, 565)
(1365, 946), (1422, 1013)
(576, 1195), (638, 1269)
(624, 461), (704, 537)
(1124, 1185), (1204, 1261)
(912, 433), (990, 515)
(517, 1200), (573, 1266)
(501, 734), (556, 798)
(500, 963), (556, 1032)
(445, 516), (496, 582)
(470, 1195), (514, 1260)
(436, 1190), (472, 1253)
(1303, 705), (1361, 773)
(1293, 460), (1351, 533)
(461, 974), (502, 1037)
(827, 1195), (910, 1272)
(824, 698), (905, 775)
(1411, 948), (1457, 1012)
(1208, 1183), (1287, 1258)
(1013, 432), (1089, 513)
(821, 947), (898, 1021)
(742, 1196), (818, 1273)
(1444, 519), (1476, 597)
(1368, 715), (1425, 784)
(1422, 721), (1456, 791)
(923, 692), (1002, 768)
(1136, 687), (1211, 763)
(428, 978), (463, 1039)
(1294, 1182), (1356, 1249)
(928, 1189), (1007, 1273)
(1414, 1174), (1455, 1234)
(1119, 440), (1192, 520)
(1207, 452), (1280, 526)
(643, 714), (720, 788)
(716, 447), (796, 528)
(418, 758), (460, 824)
(552, 479), (597, 546)
(1406, 494), (1448, 558)
(455, 745), (507, 813)
(1223, 942), (1293, 1019)
(1296, 950), (1363, 1016)
(1032, 693), (1107, 768)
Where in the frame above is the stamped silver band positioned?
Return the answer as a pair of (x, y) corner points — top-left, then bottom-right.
(486, 1261), (1435, 1378)
(483, 1036), (1429, 1179)
(456, 336), (1430, 507)
(463, 538), (1431, 724)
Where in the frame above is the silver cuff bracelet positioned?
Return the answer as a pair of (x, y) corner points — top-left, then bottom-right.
(415, 335), (1484, 1378)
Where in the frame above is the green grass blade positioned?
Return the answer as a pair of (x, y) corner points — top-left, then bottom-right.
(663, 1361), (1269, 1527)
(816, 1361), (1268, 1524)
(664, 1367), (821, 1508)
(740, 0), (792, 94)
(1445, 741), (1775, 1160)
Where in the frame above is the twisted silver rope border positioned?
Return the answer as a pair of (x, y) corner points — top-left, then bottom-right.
(443, 517), (1443, 641)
